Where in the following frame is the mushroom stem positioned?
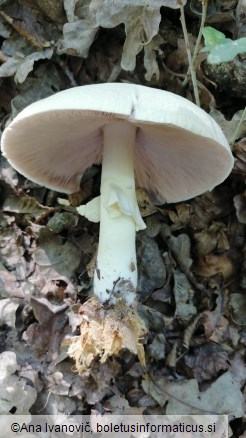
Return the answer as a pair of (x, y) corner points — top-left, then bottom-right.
(94, 121), (145, 304)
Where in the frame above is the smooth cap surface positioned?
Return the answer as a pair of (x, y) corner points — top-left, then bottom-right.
(1, 83), (234, 203)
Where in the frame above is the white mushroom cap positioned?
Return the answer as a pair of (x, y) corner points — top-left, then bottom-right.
(1, 83), (234, 203)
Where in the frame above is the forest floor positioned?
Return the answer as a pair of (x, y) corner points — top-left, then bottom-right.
(0, 1), (245, 437)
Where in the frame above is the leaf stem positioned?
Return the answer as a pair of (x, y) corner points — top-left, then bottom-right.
(182, 0), (208, 88)
(180, 6), (200, 106)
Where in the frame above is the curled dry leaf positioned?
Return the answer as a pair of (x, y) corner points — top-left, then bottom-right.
(202, 311), (229, 345)
(92, 0), (164, 79)
(61, 20), (98, 57)
(39, 277), (77, 301)
(233, 138), (246, 175)
(210, 109), (246, 143)
(0, 48), (53, 83)
(3, 194), (54, 220)
(194, 222), (229, 256)
(167, 203), (191, 229)
(183, 314), (204, 350)
(234, 192), (246, 224)
(190, 190), (232, 230)
(194, 253), (234, 280)
(161, 224), (193, 275)
(61, 0), (185, 80)
(185, 342), (229, 383)
(136, 188), (158, 218)
(68, 296), (147, 373)
(68, 180), (94, 206)
(167, 36), (195, 72)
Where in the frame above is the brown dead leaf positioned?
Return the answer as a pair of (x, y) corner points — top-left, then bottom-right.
(234, 192), (246, 224)
(194, 222), (229, 256)
(210, 109), (246, 144)
(183, 314), (204, 350)
(86, 251), (97, 278)
(68, 180), (93, 207)
(23, 297), (69, 358)
(197, 80), (216, 111)
(190, 189), (232, 230)
(136, 188), (158, 218)
(68, 296), (147, 373)
(184, 342), (229, 383)
(3, 194), (54, 220)
(202, 295), (230, 344)
(167, 37), (195, 72)
(233, 138), (246, 175)
(40, 277), (76, 301)
(167, 203), (191, 229)
(194, 253), (234, 280)
(161, 224), (193, 275)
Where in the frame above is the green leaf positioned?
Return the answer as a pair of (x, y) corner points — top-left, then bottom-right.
(207, 38), (246, 64)
(202, 26), (246, 64)
(202, 26), (226, 51)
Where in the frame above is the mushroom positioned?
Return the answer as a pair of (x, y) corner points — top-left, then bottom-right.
(1, 83), (234, 305)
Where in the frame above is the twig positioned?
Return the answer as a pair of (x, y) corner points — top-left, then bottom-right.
(0, 10), (45, 51)
(160, 59), (186, 78)
(179, 6), (200, 106)
(182, 0), (208, 88)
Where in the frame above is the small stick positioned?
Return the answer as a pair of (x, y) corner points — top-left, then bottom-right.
(180, 6), (200, 106)
(0, 10), (45, 51)
(182, 0), (208, 88)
